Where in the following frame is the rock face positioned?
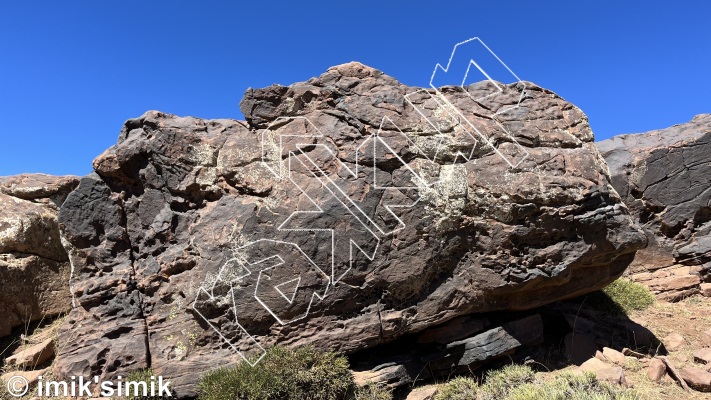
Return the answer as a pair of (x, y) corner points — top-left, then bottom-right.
(0, 174), (78, 338)
(54, 62), (645, 395)
(598, 115), (711, 300)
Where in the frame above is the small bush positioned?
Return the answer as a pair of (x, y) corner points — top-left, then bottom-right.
(124, 368), (170, 400)
(433, 365), (638, 400)
(352, 383), (392, 400)
(434, 376), (478, 400)
(479, 364), (535, 400)
(505, 372), (639, 400)
(198, 346), (355, 400)
(126, 368), (154, 381)
(589, 278), (655, 316)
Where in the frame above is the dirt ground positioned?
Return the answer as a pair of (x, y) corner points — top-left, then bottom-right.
(614, 295), (711, 399)
(543, 294), (711, 400)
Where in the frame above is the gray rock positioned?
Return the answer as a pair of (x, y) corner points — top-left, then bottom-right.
(598, 115), (711, 299)
(53, 62), (646, 395)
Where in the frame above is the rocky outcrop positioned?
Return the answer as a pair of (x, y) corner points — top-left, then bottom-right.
(0, 174), (78, 337)
(598, 115), (711, 300)
(54, 62), (645, 396)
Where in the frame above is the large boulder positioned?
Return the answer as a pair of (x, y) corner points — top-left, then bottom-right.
(0, 174), (78, 338)
(54, 62), (645, 395)
(598, 115), (711, 300)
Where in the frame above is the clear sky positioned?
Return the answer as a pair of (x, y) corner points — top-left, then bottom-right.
(1, 1), (709, 176)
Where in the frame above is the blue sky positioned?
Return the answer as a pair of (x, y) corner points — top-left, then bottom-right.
(1, 1), (709, 176)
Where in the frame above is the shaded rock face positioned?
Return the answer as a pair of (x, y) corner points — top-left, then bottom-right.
(598, 115), (711, 300)
(0, 174), (78, 338)
(54, 62), (645, 395)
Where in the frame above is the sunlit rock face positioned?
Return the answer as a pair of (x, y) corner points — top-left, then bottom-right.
(598, 114), (711, 300)
(0, 174), (78, 338)
(53, 62), (645, 396)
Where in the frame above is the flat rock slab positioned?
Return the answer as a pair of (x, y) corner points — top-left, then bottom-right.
(701, 283), (711, 297)
(5, 338), (55, 368)
(578, 358), (628, 387)
(1, 368), (49, 388)
(405, 387), (439, 400)
(681, 367), (711, 392)
(353, 364), (412, 389)
(694, 348), (711, 364)
(598, 347), (626, 365)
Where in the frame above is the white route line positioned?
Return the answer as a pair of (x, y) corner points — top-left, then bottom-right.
(192, 37), (530, 365)
(404, 36), (530, 168)
(192, 238), (330, 365)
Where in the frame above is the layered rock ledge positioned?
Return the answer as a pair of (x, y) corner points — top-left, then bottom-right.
(598, 114), (711, 300)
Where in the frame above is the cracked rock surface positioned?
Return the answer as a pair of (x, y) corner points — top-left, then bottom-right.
(598, 114), (711, 299)
(53, 62), (645, 396)
(0, 174), (78, 337)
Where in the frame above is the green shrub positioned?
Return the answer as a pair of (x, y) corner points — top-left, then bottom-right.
(125, 368), (169, 400)
(479, 364), (535, 400)
(352, 383), (392, 400)
(505, 372), (639, 400)
(589, 278), (655, 316)
(434, 376), (478, 400)
(432, 366), (638, 400)
(198, 346), (354, 400)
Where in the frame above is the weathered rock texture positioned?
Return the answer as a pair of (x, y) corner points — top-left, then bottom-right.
(54, 62), (645, 395)
(598, 115), (711, 300)
(0, 174), (78, 337)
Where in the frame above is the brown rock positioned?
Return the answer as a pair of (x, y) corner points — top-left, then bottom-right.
(681, 367), (711, 392)
(5, 338), (55, 368)
(599, 367), (628, 387)
(664, 333), (686, 351)
(0, 174), (78, 338)
(578, 357), (609, 372)
(654, 274), (701, 301)
(703, 329), (711, 347)
(0, 174), (79, 204)
(578, 358), (627, 387)
(701, 283), (711, 297)
(647, 358), (666, 382)
(406, 387), (439, 400)
(595, 350), (606, 361)
(353, 364), (412, 389)
(601, 347), (627, 365)
(659, 356), (691, 390)
(694, 348), (711, 364)
(1, 368), (49, 390)
(53, 62), (647, 395)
